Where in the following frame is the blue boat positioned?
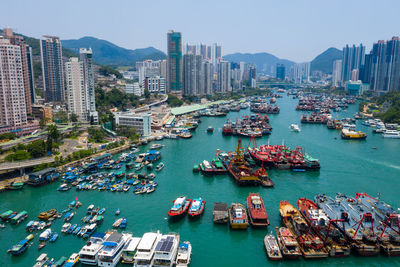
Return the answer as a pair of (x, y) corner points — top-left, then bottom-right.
(97, 208), (106, 215)
(67, 224), (77, 234)
(73, 226), (81, 235)
(69, 201), (76, 207)
(82, 223), (97, 238)
(8, 239), (29, 255)
(120, 218), (127, 228)
(64, 212), (74, 222)
(49, 233), (58, 242)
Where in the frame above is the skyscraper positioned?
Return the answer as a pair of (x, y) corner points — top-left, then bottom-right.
(276, 64), (285, 80)
(80, 48), (98, 123)
(369, 37), (400, 92)
(40, 35), (64, 102)
(0, 38), (28, 127)
(341, 44), (365, 82)
(183, 54), (202, 95)
(167, 30), (182, 92)
(65, 58), (86, 121)
(217, 60), (230, 93)
(332, 60), (342, 87)
(3, 28), (34, 113)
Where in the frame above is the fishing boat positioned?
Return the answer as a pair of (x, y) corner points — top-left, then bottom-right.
(113, 218), (123, 228)
(279, 200), (328, 258)
(39, 228), (52, 241)
(120, 218), (127, 228)
(229, 203), (248, 229)
(52, 256), (67, 267)
(188, 198), (205, 218)
(64, 253), (79, 267)
(341, 128), (367, 139)
(264, 233), (282, 260)
(297, 197), (351, 257)
(314, 194), (379, 256)
(275, 227), (302, 259)
(49, 232), (59, 242)
(356, 192), (400, 255)
(192, 164), (199, 172)
(67, 224), (77, 234)
(61, 223), (71, 233)
(147, 163), (154, 171)
(83, 223), (97, 238)
(57, 183), (71, 191)
(38, 242), (46, 250)
(0, 210), (13, 221)
(34, 253), (48, 266)
(38, 209), (57, 221)
(155, 162), (165, 171)
(211, 158), (227, 174)
(168, 196), (192, 218)
(247, 193), (269, 227)
(207, 126), (214, 133)
(64, 212), (74, 222)
(7, 239), (30, 255)
(199, 160), (214, 175)
(6, 182), (24, 190)
(115, 209), (120, 216)
(10, 210), (28, 224)
(176, 241), (192, 267)
(150, 143), (164, 150)
(178, 131), (192, 139)
(290, 124), (301, 132)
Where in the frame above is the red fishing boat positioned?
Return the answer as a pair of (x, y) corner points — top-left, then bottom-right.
(222, 122), (233, 136)
(168, 196), (192, 218)
(247, 193), (269, 227)
(188, 198), (205, 218)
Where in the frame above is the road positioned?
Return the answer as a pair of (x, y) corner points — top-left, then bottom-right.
(0, 157), (55, 172)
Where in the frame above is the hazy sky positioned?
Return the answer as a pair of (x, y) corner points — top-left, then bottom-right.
(2, 0), (399, 62)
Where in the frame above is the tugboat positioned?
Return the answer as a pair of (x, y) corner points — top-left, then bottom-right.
(188, 198), (205, 218)
(297, 197), (351, 257)
(356, 192), (400, 256)
(168, 196), (192, 218)
(229, 203), (248, 229)
(275, 227), (302, 259)
(247, 193), (269, 227)
(264, 233), (282, 260)
(279, 200), (328, 258)
(314, 194), (379, 256)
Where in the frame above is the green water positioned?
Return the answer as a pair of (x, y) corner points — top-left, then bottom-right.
(2, 94), (400, 266)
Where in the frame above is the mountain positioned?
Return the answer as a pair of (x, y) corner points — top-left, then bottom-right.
(62, 37), (166, 67)
(310, 47), (342, 74)
(223, 52), (295, 75)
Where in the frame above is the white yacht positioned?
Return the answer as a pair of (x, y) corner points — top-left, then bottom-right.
(78, 232), (108, 265)
(98, 232), (131, 267)
(121, 237), (141, 264)
(382, 130), (400, 138)
(289, 124), (300, 132)
(152, 234), (180, 267)
(33, 253), (48, 267)
(134, 231), (162, 267)
(176, 241), (192, 267)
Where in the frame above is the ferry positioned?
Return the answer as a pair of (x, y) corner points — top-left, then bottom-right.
(297, 197), (351, 257)
(168, 197), (192, 218)
(356, 193), (400, 255)
(134, 231), (162, 267)
(264, 233), (282, 260)
(121, 237), (141, 264)
(341, 128), (367, 139)
(279, 200), (328, 258)
(176, 241), (192, 267)
(229, 203), (248, 229)
(152, 233), (180, 267)
(78, 232), (108, 265)
(247, 193), (269, 227)
(188, 198), (205, 218)
(64, 253), (79, 267)
(382, 130), (400, 138)
(98, 232), (132, 267)
(314, 194), (379, 256)
(275, 227), (302, 259)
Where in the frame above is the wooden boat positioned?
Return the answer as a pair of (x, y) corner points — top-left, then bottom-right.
(213, 202), (228, 224)
(38, 209), (57, 221)
(247, 193), (269, 227)
(188, 198), (205, 218)
(229, 203), (248, 229)
(275, 227), (302, 259)
(279, 200), (328, 258)
(264, 233), (282, 260)
(168, 196), (192, 218)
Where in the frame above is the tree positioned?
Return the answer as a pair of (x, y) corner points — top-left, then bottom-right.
(167, 94), (183, 107)
(5, 150), (31, 161)
(144, 89), (151, 99)
(70, 113), (78, 123)
(26, 140), (46, 158)
(88, 127), (105, 143)
(54, 110), (68, 123)
(90, 115), (95, 125)
(47, 124), (61, 143)
(116, 125), (139, 142)
(108, 113), (115, 130)
(39, 118), (46, 129)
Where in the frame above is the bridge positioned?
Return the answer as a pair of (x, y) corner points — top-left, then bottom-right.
(0, 157), (55, 173)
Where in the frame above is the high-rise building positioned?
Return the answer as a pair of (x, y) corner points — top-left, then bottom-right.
(80, 48), (98, 123)
(332, 60), (342, 87)
(3, 28), (34, 113)
(136, 59), (162, 84)
(202, 60), (213, 95)
(144, 76), (166, 94)
(289, 63), (310, 84)
(351, 69), (359, 81)
(369, 37), (400, 92)
(65, 58), (87, 121)
(0, 38), (28, 127)
(183, 54), (203, 95)
(276, 64), (285, 80)
(217, 60), (230, 93)
(167, 30), (182, 92)
(160, 60), (168, 79)
(341, 44), (365, 82)
(40, 36), (64, 102)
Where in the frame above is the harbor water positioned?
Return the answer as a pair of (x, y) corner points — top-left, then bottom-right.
(1, 94), (400, 266)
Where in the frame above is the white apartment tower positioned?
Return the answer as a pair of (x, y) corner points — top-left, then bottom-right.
(65, 58), (87, 121)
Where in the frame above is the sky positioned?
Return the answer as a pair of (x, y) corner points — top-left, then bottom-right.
(2, 0), (399, 62)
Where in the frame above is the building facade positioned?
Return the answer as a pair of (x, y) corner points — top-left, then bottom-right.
(341, 44), (365, 82)
(167, 30), (182, 92)
(125, 82), (142, 96)
(114, 112), (152, 137)
(40, 36), (64, 102)
(276, 64), (285, 80)
(217, 60), (230, 93)
(65, 58), (87, 121)
(144, 76), (166, 94)
(80, 48), (98, 123)
(332, 59), (342, 87)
